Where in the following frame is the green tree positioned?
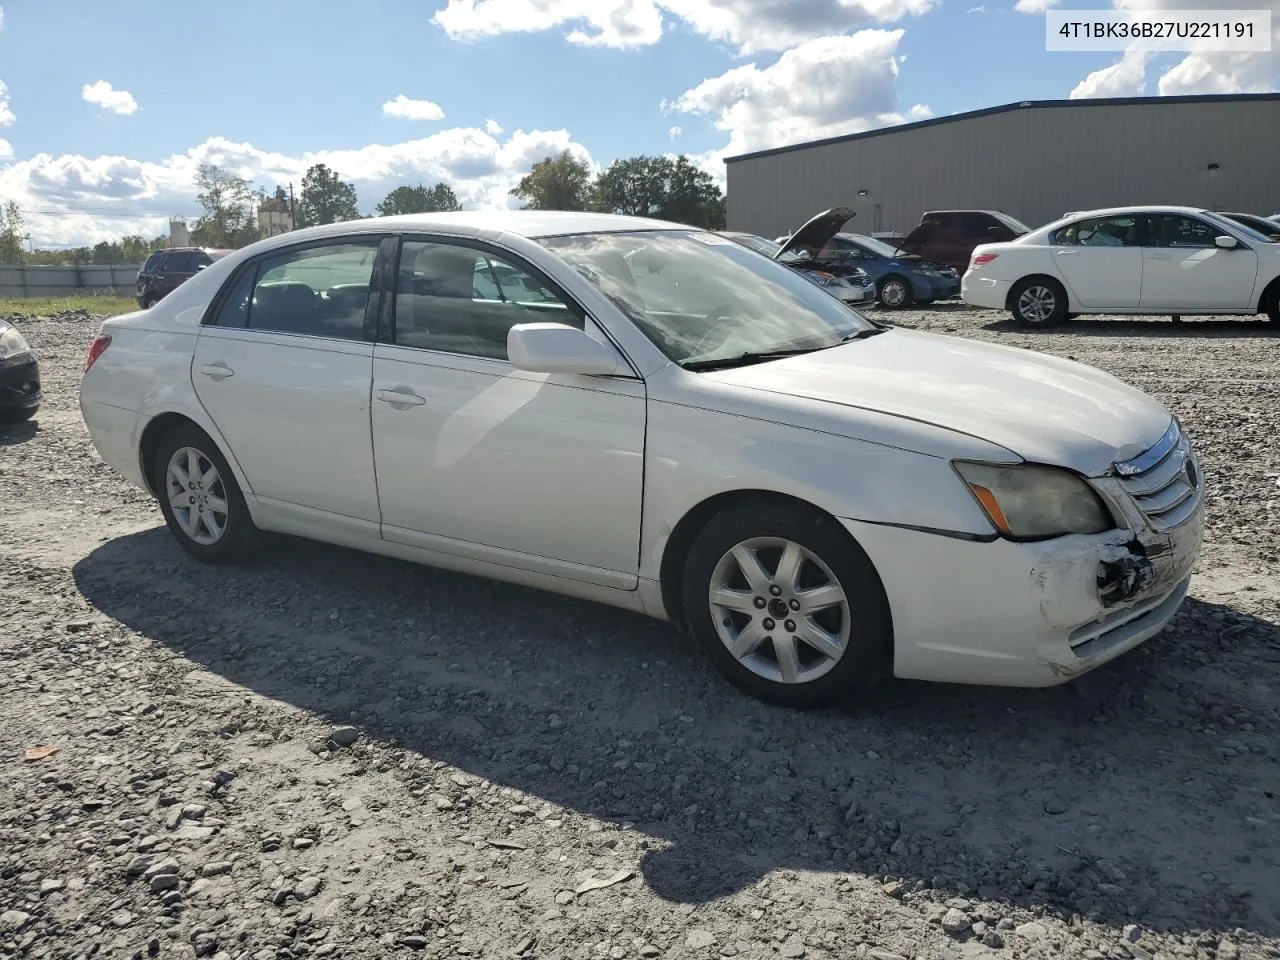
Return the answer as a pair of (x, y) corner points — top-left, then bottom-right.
(297, 163), (359, 226)
(591, 154), (725, 229)
(376, 182), (462, 216)
(191, 163), (261, 248)
(0, 201), (25, 263)
(509, 150), (592, 211)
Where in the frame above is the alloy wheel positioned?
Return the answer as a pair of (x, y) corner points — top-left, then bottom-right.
(1017, 285), (1057, 324)
(164, 446), (230, 546)
(707, 537), (851, 684)
(881, 281), (907, 308)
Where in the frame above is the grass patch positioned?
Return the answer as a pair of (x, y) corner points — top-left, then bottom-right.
(0, 294), (140, 318)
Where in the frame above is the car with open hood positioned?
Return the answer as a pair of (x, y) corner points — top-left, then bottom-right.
(79, 210), (1205, 709)
(0, 317), (41, 423)
(804, 232), (960, 309)
(721, 208), (875, 307)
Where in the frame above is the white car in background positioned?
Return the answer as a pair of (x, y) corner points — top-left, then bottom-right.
(963, 205), (1280, 327)
(80, 211), (1204, 709)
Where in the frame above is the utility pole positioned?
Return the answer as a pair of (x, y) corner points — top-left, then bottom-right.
(288, 182), (297, 231)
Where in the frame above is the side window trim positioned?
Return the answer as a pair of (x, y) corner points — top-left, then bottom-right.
(200, 234), (388, 339)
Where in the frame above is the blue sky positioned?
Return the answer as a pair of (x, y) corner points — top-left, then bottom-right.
(1, 0), (1276, 245)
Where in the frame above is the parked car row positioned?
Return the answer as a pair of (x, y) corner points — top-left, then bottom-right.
(963, 205), (1280, 327)
(80, 209), (1205, 709)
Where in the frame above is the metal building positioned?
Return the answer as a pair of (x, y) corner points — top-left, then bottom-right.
(724, 93), (1280, 240)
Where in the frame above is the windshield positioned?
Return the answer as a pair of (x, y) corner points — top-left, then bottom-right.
(846, 234), (900, 258)
(727, 233), (782, 257)
(539, 230), (876, 367)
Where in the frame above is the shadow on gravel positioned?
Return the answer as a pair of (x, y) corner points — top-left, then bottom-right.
(73, 529), (1280, 936)
(0, 418), (38, 444)
(981, 316), (1278, 338)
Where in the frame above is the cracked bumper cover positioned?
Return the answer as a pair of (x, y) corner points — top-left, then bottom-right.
(839, 484), (1205, 688)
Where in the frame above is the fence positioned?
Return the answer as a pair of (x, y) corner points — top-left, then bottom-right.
(0, 263), (143, 298)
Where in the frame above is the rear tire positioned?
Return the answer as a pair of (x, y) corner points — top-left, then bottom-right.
(680, 500), (893, 709)
(150, 423), (259, 565)
(877, 276), (913, 310)
(1009, 277), (1069, 327)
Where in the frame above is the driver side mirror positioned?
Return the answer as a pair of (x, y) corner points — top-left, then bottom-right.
(507, 323), (622, 376)
(1214, 235), (1239, 249)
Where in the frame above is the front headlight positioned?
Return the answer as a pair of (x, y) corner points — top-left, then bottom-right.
(953, 461), (1114, 540)
(0, 323), (32, 361)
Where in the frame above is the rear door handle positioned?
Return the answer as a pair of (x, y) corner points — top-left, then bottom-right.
(377, 388), (426, 408)
(1055, 250), (1081, 257)
(1148, 253), (1173, 260)
(198, 362), (234, 380)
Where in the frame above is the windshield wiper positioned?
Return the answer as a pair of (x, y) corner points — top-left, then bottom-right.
(681, 346), (821, 371)
(682, 328), (887, 371)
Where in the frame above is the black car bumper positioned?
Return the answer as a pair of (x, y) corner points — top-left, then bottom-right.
(0, 352), (42, 413)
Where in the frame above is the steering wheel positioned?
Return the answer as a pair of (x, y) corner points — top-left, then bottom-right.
(686, 305), (746, 358)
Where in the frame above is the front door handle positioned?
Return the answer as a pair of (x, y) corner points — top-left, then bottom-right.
(377, 388), (426, 408)
(198, 362), (234, 380)
(1147, 253), (1173, 260)
(1055, 249), (1081, 256)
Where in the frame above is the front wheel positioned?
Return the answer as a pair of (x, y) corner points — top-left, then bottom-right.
(877, 277), (913, 310)
(151, 423), (259, 564)
(681, 501), (893, 709)
(1009, 277), (1069, 327)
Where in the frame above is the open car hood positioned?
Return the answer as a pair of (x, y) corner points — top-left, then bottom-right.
(776, 207), (856, 261)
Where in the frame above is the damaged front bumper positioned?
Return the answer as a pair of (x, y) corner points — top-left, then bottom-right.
(839, 460), (1206, 688)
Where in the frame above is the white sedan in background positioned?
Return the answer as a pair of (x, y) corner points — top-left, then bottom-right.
(81, 211), (1204, 708)
(963, 205), (1280, 327)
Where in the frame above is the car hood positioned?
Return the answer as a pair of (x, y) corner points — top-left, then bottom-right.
(701, 329), (1172, 477)
(777, 207), (855, 261)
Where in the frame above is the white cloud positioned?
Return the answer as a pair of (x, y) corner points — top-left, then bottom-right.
(382, 95), (446, 121)
(484, 118), (503, 134)
(1013, 0), (1059, 11)
(82, 80), (139, 116)
(1070, 47), (1149, 98)
(432, 0), (936, 54)
(967, 4), (986, 12)
(1, 128), (595, 247)
(669, 125), (683, 140)
(667, 30), (931, 157)
(0, 79), (13, 127)
(0, 138), (11, 160)
(1074, 0), (1279, 97)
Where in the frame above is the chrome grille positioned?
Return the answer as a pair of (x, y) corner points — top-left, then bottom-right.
(1114, 420), (1201, 532)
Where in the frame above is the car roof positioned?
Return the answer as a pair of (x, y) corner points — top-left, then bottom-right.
(254, 211), (688, 250)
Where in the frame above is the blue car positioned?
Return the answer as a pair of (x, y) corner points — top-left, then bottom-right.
(817, 233), (961, 310)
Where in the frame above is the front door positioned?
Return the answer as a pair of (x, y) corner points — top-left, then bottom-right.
(1050, 213), (1143, 309)
(1139, 214), (1259, 311)
(191, 237), (384, 524)
(370, 236), (646, 588)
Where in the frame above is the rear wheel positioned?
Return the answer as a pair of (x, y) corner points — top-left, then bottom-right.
(1265, 286), (1280, 324)
(150, 423), (259, 564)
(1009, 277), (1069, 327)
(681, 501), (892, 709)
(877, 276), (913, 310)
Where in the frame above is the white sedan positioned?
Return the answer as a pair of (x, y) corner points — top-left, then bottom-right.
(963, 205), (1280, 327)
(80, 211), (1205, 708)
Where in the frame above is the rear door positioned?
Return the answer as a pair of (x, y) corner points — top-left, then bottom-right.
(160, 251), (196, 296)
(191, 236), (385, 526)
(1139, 214), (1258, 311)
(1049, 214), (1143, 309)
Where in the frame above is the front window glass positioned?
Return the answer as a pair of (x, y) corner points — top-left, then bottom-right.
(1055, 215), (1138, 247)
(539, 230), (876, 367)
(1147, 215), (1220, 249)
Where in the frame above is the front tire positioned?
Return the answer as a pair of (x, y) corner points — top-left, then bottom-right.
(0, 406), (37, 425)
(681, 501), (893, 709)
(151, 423), (259, 564)
(1009, 277), (1069, 327)
(1265, 286), (1280, 324)
(877, 276), (913, 310)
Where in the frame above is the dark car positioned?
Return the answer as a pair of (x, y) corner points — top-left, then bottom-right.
(1220, 212), (1280, 240)
(136, 247), (232, 308)
(722, 207), (876, 307)
(812, 232), (960, 309)
(0, 318), (41, 423)
(896, 210), (1031, 273)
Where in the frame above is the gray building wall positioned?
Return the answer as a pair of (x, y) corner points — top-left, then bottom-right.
(725, 96), (1280, 240)
(0, 263), (143, 298)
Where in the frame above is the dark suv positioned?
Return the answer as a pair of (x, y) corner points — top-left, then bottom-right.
(896, 210), (1031, 273)
(136, 247), (231, 308)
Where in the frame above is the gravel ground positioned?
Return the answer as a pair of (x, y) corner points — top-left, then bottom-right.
(1, 306), (1278, 960)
